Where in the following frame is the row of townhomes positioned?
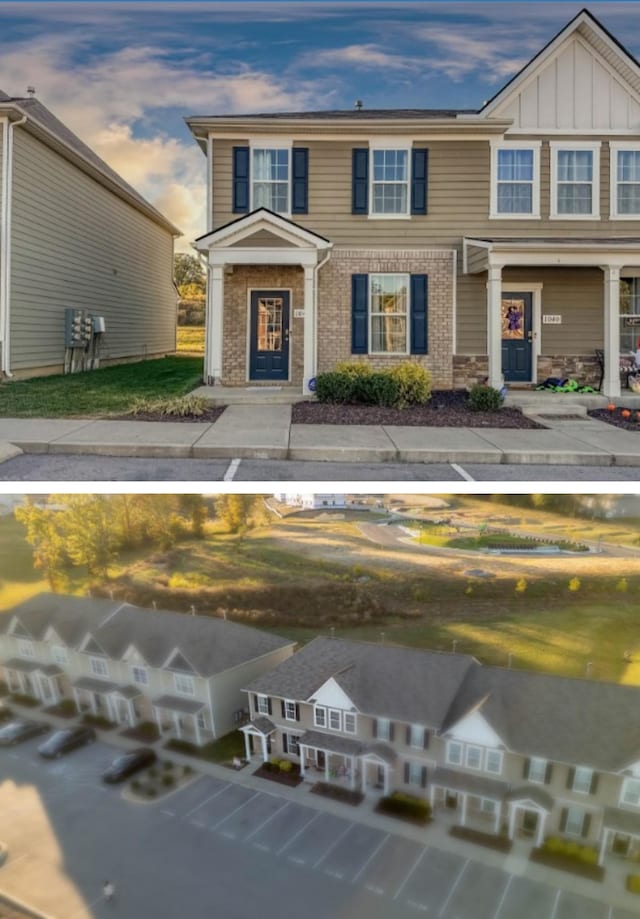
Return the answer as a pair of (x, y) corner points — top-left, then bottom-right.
(188, 9), (640, 398)
(241, 637), (640, 867)
(0, 594), (294, 745)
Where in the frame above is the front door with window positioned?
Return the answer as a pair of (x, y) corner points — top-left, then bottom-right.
(501, 292), (533, 382)
(249, 290), (290, 381)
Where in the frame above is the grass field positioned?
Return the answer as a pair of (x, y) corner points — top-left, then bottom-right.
(0, 356), (203, 417)
(177, 326), (205, 354)
(0, 515), (48, 608)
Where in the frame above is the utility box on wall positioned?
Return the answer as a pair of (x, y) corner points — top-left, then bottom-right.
(64, 308), (93, 348)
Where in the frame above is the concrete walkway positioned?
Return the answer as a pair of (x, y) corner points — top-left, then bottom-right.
(0, 407), (639, 466)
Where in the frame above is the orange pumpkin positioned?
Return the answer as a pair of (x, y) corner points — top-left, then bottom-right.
(607, 403), (616, 412)
(621, 409), (631, 419)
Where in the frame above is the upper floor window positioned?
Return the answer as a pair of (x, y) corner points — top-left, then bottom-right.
(17, 639), (35, 658)
(174, 672), (194, 696)
(344, 712), (357, 734)
(256, 694), (270, 716)
(611, 144), (640, 218)
(491, 143), (540, 218)
(572, 765), (594, 794)
(371, 148), (409, 216)
(376, 717), (392, 741)
(132, 666), (148, 686)
(527, 756), (549, 784)
(89, 656), (109, 678)
(52, 645), (68, 666)
(314, 704), (326, 728)
(252, 147), (290, 213)
(446, 740), (463, 766)
(409, 724), (425, 749)
(328, 708), (342, 731)
(550, 143), (600, 219)
(485, 749), (503, 775)
(465, 744), (483, 770)
(621, 777), (640, 808)
(283, 699), (298, 722)
(370, 274), (409, 355)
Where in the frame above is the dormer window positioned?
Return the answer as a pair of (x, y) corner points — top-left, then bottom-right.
(17, 639), (35, 658)
(89, 656), (109, 678)
(174, 672), (194, 696)
(132, 666), (148, 686)
(52, 645), (68, 666)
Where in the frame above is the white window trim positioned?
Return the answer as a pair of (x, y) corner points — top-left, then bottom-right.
(572, 765), (594, 795)
(249, 139), (292, 217)
(314, 704), (326, 728)
(620, 776), (640, 808)
(489, 140), (541, 219)
(408, 760), (424, 785)
(368, 273), (410, 356)
(89, 656), (109, 677)
(328, 708), (342, 732)
(446, 740), (463, 766)
(550, 141), (601, 220)
(52, 645), (68, 666)
(256, 694), (270, 716)
(376, 717), (392, 741)
(564, 805), (587, 837)
(344, 712), (357, 735)
(368, 142), (412, 219)
(174, 672), (195, 696)
(17, 639), (35, 658)
(284, 699), (297, 722)
(132, 665), (148, 686)
(485, 749), (504, 776)
(527, 756), (548, 785)
(610, 142), (640, 220)
(465, 744), (483, 770)
(410, 724), (425, 749)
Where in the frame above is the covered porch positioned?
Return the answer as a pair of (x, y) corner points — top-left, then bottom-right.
(429, 767), (509, 835)
(152, 694), (213, 747)
(599, 806), (640, 866)
(299, 730), (363, 792)
(73, 676), (120, 720)
(4, 659), (64, 705)
(194, 208), (332, 394)
(463, 237), (640, 398)
(240, 716), (277, 762)
(504, 786), (554, 847)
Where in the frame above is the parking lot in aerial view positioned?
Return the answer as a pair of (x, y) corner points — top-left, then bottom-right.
(0, 733), (637, 919)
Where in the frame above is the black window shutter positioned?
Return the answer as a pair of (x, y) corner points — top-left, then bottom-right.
(281, 700), (286, 719)
(421, 766), (427, 788)
(559, 808), (568, 833)
(582, 813), (591, 838)
(423, 729), (430, 750)
(590, 772), (599, 795)
(566, 767), (575, 790)
(410, 274), (428, 355)
(389, 722), (395, 742)
(352, 148), (369, 214)
(267, 697), (272, 716)
(291, 147), (309, 214)
(283, 733), (288, 754)
(295, 703), (300, 722)
(252, 693), (258, 712)
(411, 148), (428, 215)
(406, 725), (411, 745)
(404, 762), (410, 783)
(372, 718), (378, 739)
(545, 763), (553, 785)
(523, 758), (530, 780)
(232, 146), (250, 214)
(351, 274), (369, 354)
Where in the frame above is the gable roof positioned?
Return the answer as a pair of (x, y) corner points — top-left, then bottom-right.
(1, 593), (294, 678)
(0, 94), (180, 235)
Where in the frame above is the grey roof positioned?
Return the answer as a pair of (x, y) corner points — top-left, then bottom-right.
(188, 108), (477, 121)
(299, 729), (363, 757)
(603, 806), (640, 836)
(39, 664), (63, 678)
(3, 658), (41, 673)
(362, 742), (398, 764)
(0, 94), (179, 235)
(112, 685), (142, 700)
(468, 237), (640, 247)
(248, 637), (476, 728)
(431, 767), (509, 799)
(152, 694), (205, 715)
(3, 593), (294, 679)
(73, 676), (119, 694)
(245, 716), (277, 736)
(504, 785), (554, 810)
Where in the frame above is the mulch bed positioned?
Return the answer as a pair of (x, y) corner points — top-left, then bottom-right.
(292, 391), (543, 428)
(43, 703), (77, 719)
(375, 800), (432, 827)
(530, 847), (604, 882)
(449, 825), (512, 853)
(120, 723), (161, 744)
(589, 408), (640, 431)
(254, 763), (304, 788)
(310, 781), (364, 806)
(121, 406), (226, 424)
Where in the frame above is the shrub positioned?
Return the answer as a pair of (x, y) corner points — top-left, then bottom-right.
(379, 791), (431, 822)
(162, 774), (175, 788)
(315, 372), (357, 404)
(129, 394), (208, 417)
(544, 836), (563, 854)
(162, 761), (173, 771)
(388, 362), (432, 407)
(183, 765), (193, 776)
(148, 767), (158, 779)
(268, 757), (281, 772)
(131, 779), (141, 792)
(353, 372), (401, 407)
(468, 384), (502, 412)
(334, 361), (372, 378)
(279, 760), (293, 773)
(627, 874), (640, 895)
(542, 836), (598, 865)
(146, 787), (157, 798)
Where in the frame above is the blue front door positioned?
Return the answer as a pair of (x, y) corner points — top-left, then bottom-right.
(249, 290), (290, 381)
(501, 292), (533, 383)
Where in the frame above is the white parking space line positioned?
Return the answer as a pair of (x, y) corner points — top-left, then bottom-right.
(245, 801), (289, 842)
(393, 846), (428, 901)
(313, 822), (353, 870)
(223, 458), (241, 481)
(184, 782), (230, 818)
(277, 811), (321, 856)
(351, 833), (390, 885)
(550, 889), (562, 919)
(437, 857), (469, 918)
(493, 874), (513, 919)
(212, 791), (260, 832)
(450, 462), (475, 482)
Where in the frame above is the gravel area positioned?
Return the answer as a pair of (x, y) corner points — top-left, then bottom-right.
(121, 406), (226, 424)
(589, 408), (640, 431)
(292, 391), (544, 428)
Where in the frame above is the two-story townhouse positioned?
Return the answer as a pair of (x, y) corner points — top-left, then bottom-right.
(188, 9), (640, 399)
(242, 637), (640, 866)
(0, 593), (295, 746)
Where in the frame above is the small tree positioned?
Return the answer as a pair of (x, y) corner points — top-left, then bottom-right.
(568, 576), (581, 592)
(616, 577), (629, 593)
(515, 577), (527, 595)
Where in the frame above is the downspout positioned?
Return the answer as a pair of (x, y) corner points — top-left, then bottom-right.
(313, 246), (332, 384)
(1, 113), (27, 378)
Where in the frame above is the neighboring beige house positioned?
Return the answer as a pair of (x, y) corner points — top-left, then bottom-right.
(273, 493), (346, 509)
(242, 637), (640, 866)
(0, 593), (295, 745)
(188, 9), (640, 398)
(0, 92), (180, 379)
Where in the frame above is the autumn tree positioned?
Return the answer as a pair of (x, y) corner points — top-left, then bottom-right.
(174, 254), (205, 299)
(15, 498), (67, 588)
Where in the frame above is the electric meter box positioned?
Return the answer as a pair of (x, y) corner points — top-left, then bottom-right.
(93, 316), (106, 334)
(65, 308), (92, 348)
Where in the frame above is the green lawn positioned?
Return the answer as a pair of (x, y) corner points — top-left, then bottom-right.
(0, 356), (203, 417)
(177, 326), (205, 354)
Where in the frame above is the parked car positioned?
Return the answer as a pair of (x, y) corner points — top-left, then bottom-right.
(102, 748), (157, 784)
(38, 726), (96, 759)
(0, 719), (49, 746)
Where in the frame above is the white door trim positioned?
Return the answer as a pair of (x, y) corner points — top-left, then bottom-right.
(245, 287), (293, 384)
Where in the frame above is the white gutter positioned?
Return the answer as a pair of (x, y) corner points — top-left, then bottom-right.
(0, 113), (26, 377)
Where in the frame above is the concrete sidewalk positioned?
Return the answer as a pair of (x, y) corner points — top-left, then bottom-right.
(0, 406), (639, 466)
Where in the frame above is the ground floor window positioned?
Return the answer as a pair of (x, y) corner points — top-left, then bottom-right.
(480, 798), (496, 815)
(620, 277), (640, 355)
(564, 806), (587, 837)
(370, 274), (409, 354)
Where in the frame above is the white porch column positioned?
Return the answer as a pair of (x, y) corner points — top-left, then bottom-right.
(325, 753), (329, 783)
(536, 810), (547, 848)
(598, 827), (609, 866)
(73, 688), (81, 713)
(460, 793), (468, 827)
(383, 765), (390, 796)
(260, 734), (268, 762)
(243, 730), (252, 762)
(173, 710), (181, 739)
(154, 706), (163, 735)
(303, 264), (315, 395)
(350, 755), (356, 791)
(494, 802), (501, 834)
(194, 714), (202, 746)
(205, 263), (224, 385)
(299, 744), (306, 777)
(601, 265), (621, 398)
(91, 693), (97, 715)
(487, 263), (504, 390)
(508, 804), (516, 841)
(128, 700), (135, 727)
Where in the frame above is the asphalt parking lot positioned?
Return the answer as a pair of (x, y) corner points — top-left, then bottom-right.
(0, 739), (637, 919)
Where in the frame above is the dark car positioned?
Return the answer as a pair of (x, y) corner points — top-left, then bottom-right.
(0, 719), (49, 746)
(102, 748), (157, 784)
(38, 725), (96, 759)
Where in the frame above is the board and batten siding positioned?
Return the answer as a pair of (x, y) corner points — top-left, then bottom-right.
(9, 127), (176, 373)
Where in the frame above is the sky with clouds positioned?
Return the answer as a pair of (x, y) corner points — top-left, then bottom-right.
(0, 1), (638, 249)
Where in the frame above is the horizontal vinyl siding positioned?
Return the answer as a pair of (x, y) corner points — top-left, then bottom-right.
(9, 128), (176, 372)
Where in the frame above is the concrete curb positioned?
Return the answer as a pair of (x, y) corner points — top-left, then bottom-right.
(0, 443), (22, 465)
